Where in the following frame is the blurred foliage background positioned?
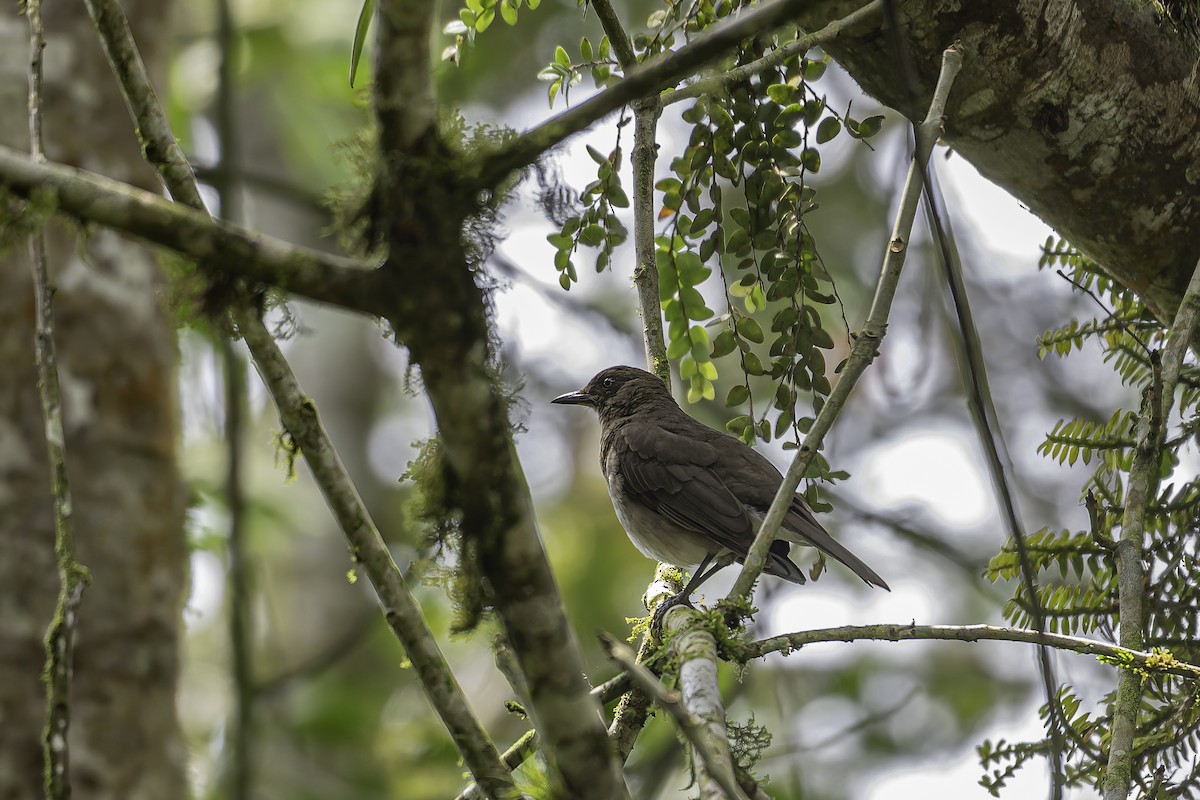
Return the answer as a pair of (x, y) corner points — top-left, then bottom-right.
(170, 1), (1136, 797)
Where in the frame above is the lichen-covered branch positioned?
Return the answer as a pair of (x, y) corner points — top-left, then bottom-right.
(1102, 255), (1200, 800)
(602, 630), (749, 800)
(0, 146), (379, 315)
(27, 2), (89, 797)
(749, 623), (1200, 681)
(372, 3), (627, 797)
(727, 44), (964, 602)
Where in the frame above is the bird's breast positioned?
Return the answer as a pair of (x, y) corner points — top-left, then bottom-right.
(604, 469), (717, 569)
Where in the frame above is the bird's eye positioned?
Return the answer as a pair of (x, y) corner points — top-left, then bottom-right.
(602, 377), (616, 389)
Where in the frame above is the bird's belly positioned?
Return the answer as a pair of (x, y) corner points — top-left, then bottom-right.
(608, 488), (716, 569)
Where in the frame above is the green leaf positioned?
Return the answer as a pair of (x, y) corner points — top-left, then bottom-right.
(803, 59), (827, 80)
(726, 384), (749, 407)
(815, 117), (841, 144)
(554, 45), (571, 68)
(742, 352), (764, 375)
(766, 84), (798, 105)
(711, 329), (737, 358)
(726, 227), (750, 254)
(737, 317), (764, 344)
(580, 36), (593, 61)
(349, 0), (376, 87)
(858, 115), (885, 138)
(579, 224), (606, 246)
(689, 325), (711, 360)
(500, 0), (518, 25)
(667, 334), (690, 359)
(476, 6), (495, 31)
(726, 414), (752, 434)
(675, 251), (710, 285)
(772, 129), (802, 149)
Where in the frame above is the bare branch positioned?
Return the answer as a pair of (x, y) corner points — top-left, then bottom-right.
(727, 44), (965, 602)
(748, 623), (1200, 682)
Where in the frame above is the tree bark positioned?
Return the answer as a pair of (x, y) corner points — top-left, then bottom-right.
(0, 3), (187, 798)
(795, 0), (1200, 323)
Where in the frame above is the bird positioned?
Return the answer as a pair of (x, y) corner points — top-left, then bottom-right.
(552, 365), (889, 596)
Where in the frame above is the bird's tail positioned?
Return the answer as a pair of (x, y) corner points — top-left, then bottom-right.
(782, 504), (890, 590)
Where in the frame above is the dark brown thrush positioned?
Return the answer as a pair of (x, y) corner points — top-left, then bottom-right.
(553, 365), (889, 591)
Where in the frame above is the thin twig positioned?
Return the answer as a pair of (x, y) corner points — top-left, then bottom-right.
(78, 0), (513, 794)
(219, 340), (253, 800)
(920, 149), (1066, 797)
(727, 44), (965, 602)
(747, 623), (1200, 681)
(455, 671), (640, 800)
(601, 631), (750, 800)
(1102, 255), (1200, 800)
(588, 0), (671, 764)
(212, 2), (253, 794)
(27, 2), (90, 797)
(630, 98), (668, 379)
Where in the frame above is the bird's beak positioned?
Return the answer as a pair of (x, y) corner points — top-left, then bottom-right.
(551, 388), (593, 406)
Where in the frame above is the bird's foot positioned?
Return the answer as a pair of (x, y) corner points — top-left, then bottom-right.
(649, 590), (695, 640)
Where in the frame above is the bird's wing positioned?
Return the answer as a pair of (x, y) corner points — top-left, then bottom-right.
(614, 422), (757, 557)
(704, 425), (892, 589)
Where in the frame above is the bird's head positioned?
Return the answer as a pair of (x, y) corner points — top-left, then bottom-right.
(551, 365), (672, 419)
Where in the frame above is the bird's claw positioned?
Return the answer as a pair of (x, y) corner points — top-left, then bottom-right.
(649, 589), (694, 640)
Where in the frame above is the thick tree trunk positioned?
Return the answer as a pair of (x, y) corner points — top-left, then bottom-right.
(799, 0), (1200, 323)
(0, 4), (187, 799)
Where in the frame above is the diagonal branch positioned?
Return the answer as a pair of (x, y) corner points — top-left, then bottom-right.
(77, 0), (514, 795)
(237, 315), (516, 799)
(475, 0), (870, 188)
(0, 146), (381, 316)
(726, 44), (965, 602)
(602, 630), (750, 800)
(920, 159), (1067, 800)
(661, 0), (883, 106)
